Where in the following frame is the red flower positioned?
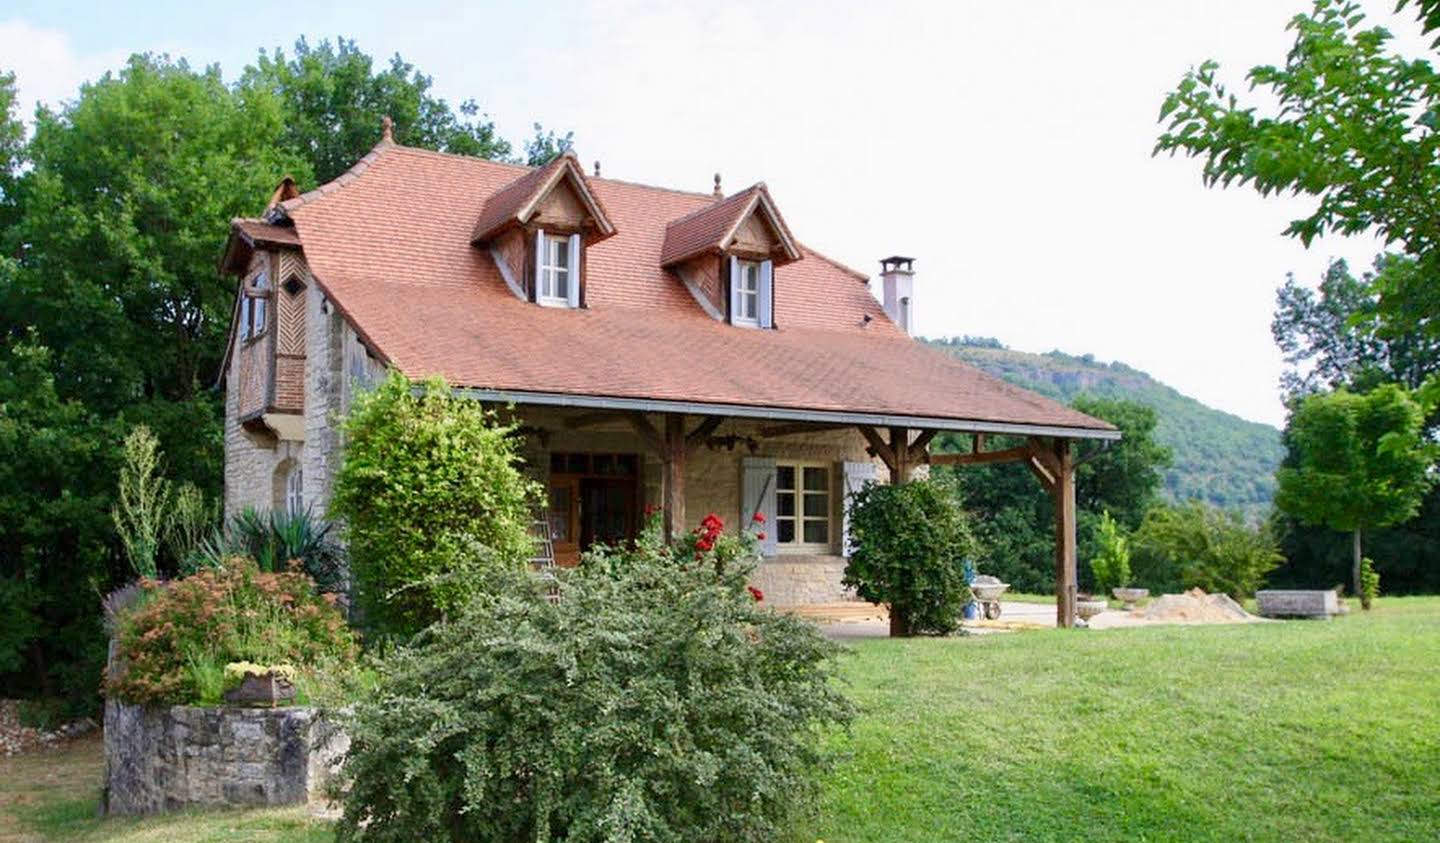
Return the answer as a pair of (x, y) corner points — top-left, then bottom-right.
(700, 512), (724, 532)
(756, 532), (766, 541)
(751, 511), (766, 524)
(747, 585), (764, 602)
(696, 537), (714, 552)
(644, 503), (659, 516)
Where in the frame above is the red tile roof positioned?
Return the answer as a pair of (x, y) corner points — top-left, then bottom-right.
(273, 142), (1115, 437)
(660, 183), (799, 267)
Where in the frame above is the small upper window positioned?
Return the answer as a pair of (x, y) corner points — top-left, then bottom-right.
(734, 260), (761, 326)
(538, 234), (571, 306)
(244, 272), (270, 340)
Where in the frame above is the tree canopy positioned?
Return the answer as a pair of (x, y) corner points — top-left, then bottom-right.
(1275, 384), (1434, 593)
(1156, 0), (1440, 344)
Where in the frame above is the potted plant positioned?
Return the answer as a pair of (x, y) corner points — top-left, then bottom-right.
(1075, 593), (1110, 622)
(222, 662), (298, 707)
(1090, 511), (1148, 610)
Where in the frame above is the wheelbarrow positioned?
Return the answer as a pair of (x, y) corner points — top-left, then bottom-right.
(970, 575), (1010, 620)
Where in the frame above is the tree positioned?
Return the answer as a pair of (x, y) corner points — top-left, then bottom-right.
(1089, 511), (1132, 596)
(1130, 501), (1282, 598)
(1275, 385), (1435, 598)
(522, 122), (575, 166)
(239, 37), (514, 183)
(1072, 396), (1173, 529)
(1156, 0), (1440, 342)
(329, 373), (540, 638)
(842, 476), (978, 636)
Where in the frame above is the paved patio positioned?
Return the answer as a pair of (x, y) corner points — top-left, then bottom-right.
(785, 600), (1058, 639)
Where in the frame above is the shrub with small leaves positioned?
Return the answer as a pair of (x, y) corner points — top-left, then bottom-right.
(1359, 557), (1381, 611)
(335, 514), (852, 843)
(843, 476), (978, 636)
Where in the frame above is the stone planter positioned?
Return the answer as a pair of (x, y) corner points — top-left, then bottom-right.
(1075, 597), (1109, 622)
(1111, 587), (1150, 611)
(102, 700), (347, 816)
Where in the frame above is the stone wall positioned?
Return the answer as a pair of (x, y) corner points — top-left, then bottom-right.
(102, 700), (346, 816)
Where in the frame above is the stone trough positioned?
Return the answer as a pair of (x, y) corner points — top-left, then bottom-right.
(1255, 589), (1341, 619)
(102, 700), (346, 816)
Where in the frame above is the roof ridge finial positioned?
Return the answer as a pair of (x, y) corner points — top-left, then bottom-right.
(380, 115), (394, 144)
(713, 172), (723, 198)
(594, 160), (601, 177)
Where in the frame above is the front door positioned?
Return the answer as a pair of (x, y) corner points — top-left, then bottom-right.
(547, 452), (639, 565)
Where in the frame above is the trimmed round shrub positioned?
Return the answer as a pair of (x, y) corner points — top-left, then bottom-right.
(330, 372), (541, 639)
(335, 517), (853, 843)
(843, 476), (978, 636)
(104, 558), (356, 705)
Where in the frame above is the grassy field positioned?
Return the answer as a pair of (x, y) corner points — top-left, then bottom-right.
(4, 598), (1436, 842)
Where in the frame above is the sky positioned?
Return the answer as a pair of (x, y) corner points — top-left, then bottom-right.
(1, 0), (1430, 427)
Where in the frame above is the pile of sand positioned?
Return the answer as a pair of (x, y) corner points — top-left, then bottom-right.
(1141, 588), (1254, 623)
(1087, 588), (1262, 629)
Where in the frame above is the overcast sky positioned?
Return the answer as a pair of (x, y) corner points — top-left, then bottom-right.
(2, 0), (1430, 427)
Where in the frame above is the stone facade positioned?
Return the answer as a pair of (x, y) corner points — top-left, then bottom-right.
(102, 701), (346, 815)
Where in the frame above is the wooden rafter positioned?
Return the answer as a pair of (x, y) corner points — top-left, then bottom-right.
(757, 421), (843, 438)
(685, 416), (725, 451)
(856, 425), (896, 470)
(564, 411), (616, 430)
(929, 445), (1032, 467)
(627, 413), (663, 453)
(909, 429), (938, 461)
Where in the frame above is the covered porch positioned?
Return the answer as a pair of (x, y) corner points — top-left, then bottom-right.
(476, 389), (1119, 629)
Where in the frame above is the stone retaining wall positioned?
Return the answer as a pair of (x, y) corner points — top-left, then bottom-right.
(102, 700), (346, 816)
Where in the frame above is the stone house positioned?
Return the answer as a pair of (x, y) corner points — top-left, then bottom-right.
(218, 122), (1116, 620)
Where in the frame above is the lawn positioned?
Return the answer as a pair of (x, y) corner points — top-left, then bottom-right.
(4, 598), (1437, 843)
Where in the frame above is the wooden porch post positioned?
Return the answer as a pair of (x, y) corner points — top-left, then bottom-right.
(889, 427), (912, 484)
(663, 413), (687, 542)
(1052, 439), (1077, 628)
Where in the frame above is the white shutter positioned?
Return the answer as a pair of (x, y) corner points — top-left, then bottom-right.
(842, 460), (879, 557)
(533, 228), (546, 300)
(758, 259), (774, 328)
(728, 256), (741, 324)
(566, 233), (581, 308)
(742, 457), (778, 558)
(240, 297), (252, 340)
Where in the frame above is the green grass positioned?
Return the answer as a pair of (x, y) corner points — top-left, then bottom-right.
(6, 598), (1437, 842)
(805, 596), (1440, 842)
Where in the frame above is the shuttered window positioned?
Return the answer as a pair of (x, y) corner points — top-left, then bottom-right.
(775, 462), (831, 549)
(729, 257), (773, 328)
(537, 232), (572, 306)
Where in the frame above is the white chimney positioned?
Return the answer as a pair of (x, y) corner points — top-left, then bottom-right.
(880, 256), (915, 334)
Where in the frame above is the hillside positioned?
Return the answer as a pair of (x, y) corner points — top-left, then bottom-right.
(927, 337), (1283, 512)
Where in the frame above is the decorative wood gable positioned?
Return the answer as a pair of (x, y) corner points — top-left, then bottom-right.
(661, 184), (800, 328)
(472, 152), (615, 306)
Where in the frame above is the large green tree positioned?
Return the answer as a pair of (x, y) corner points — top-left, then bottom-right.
(1275, 385), (1435, 596)
(1156, 0), (1440, 343)
(239, 37), (513, 183)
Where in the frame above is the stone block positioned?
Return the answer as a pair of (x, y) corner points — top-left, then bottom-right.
(1256, 589), (1339, 619)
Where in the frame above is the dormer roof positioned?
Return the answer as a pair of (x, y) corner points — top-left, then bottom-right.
(470, 150), (616, 244)
(659, 183), (801, 267)
(220, 217), (301, 274)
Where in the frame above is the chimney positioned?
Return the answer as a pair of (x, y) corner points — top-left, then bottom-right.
(880, 256), (915, 334)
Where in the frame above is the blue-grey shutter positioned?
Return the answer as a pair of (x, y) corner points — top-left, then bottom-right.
(534, 228), (546, 299)
(758, 259), (774, 328)
(728, 256), (741, 324)
(742, 456), (778, 558)
(842, 460), (879, 557)
(566, 233), (581, 308)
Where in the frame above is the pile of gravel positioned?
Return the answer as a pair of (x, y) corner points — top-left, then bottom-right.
(0, 699), (96, 756)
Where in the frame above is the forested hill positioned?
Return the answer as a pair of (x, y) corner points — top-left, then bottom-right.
(926, 337), (1284, 513)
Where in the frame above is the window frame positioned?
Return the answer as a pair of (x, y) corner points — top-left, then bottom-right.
(242, 271), (270, 343)
(284, 464), (304, 517)
(733, 259), (761, 327)
(774, 460), (833, 553)
(537, 232), (572, 307)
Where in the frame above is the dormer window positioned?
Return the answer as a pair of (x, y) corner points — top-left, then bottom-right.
(734, 260), (761, 326)
(727, 256), (772, 328)
(535, 230), (581, 308)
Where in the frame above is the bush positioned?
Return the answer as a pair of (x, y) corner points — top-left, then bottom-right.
(335, 515), (852, 843)
(843, 476), (978, 636)
(1089, 510), (1132, 595)
(198, 507), (346, 592)
(104, 558), (357, 705)
(330, 372), (540, 639)
(112, 425), (170, 578)
(1359, 557), (1380, 610)
(1130, 501), (1282, 598)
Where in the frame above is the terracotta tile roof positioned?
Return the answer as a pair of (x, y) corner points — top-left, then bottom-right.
(660, 183), (799, 267)
(233, 218), (300, 248)
(277, 142), (1115, 436)
(470, 150), (615, 243)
